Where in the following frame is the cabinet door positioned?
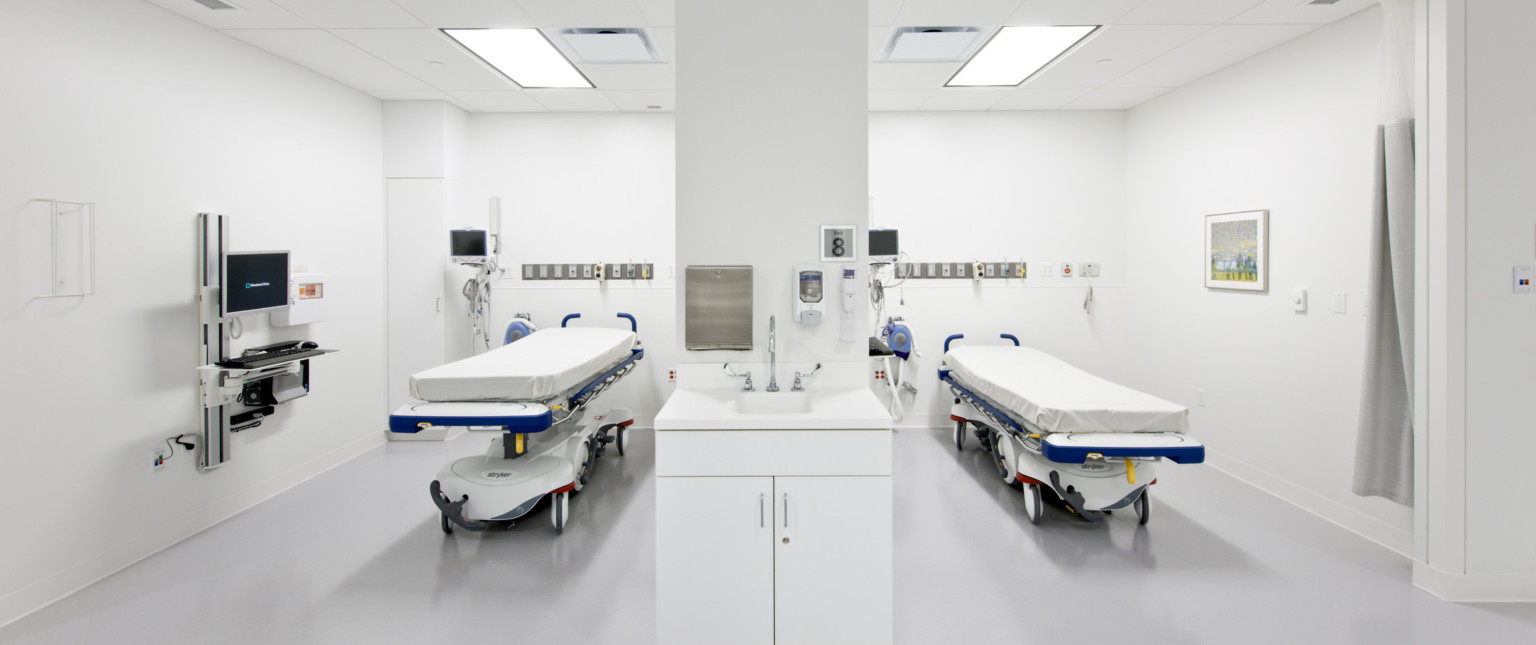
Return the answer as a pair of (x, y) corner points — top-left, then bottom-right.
(774, 476), (893, 645)
(657, 476), (775, 645)
(385, 178), (446, 413)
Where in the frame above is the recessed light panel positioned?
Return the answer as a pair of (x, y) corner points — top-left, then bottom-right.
(946, 25), (1098, 87)
(443, 28), (593, 89)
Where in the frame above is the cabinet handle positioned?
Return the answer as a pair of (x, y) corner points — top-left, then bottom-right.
(783, 493), (789, 528)
(759, 493), (765, 528)
(436, 297), (442, 312)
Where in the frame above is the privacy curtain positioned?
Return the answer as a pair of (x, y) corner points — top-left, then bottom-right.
(1354, 0), (1416, 505)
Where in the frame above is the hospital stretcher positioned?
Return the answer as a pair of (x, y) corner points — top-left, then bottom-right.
(939, 334), (1203, 525)
(389, 313), (644, 535)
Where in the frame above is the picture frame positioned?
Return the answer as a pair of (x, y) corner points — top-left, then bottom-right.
(1205, 210), (1268, 291)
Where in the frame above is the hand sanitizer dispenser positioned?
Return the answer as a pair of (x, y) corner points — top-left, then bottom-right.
(794, 264), (824, 325)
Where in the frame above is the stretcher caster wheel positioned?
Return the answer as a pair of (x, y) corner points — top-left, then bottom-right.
(953, 421), (966, 451)
(552, 491), (569, 535)
(1134, 490), (1151, 526)
(1023, 484), (1043, 524)
(989, 432), (1018, 488)
(440, 513), (453, 535)
(616, 427), (629, 456)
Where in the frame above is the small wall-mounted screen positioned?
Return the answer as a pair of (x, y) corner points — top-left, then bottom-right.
(223, 251), (289, 316)
(868, 229), (899, 262)
(450, 229), (489, 259)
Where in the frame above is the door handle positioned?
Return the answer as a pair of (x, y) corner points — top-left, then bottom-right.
(782, 493), (789, 528)
(759, 493), (765, 528)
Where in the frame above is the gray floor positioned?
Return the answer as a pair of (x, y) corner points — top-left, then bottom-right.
(4, 428), (1536, 644)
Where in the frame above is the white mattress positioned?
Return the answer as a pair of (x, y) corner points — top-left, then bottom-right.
(410, 327), (637, 402)
(945, 346), (1188, 434)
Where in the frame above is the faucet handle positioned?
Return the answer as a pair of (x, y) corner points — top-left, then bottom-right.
(791, 363), (821, 392)
(742, 373), (754, 391)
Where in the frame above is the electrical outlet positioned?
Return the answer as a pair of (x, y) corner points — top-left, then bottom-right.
(985, 263), (996, 278)
(1081, 262), (1100, 277)
(1042, 263), (1057, 276)
(538, 264), (549, 279)
(667, 368), (676, 383)
(523, 265), (534, 279)
(151, 446), (170, 473)
(941, 263), (952, 278)
(582, 264), (593, 279)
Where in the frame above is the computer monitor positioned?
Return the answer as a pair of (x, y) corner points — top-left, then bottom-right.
(450, 229), (489, 265)
(868, 228), (899, 264)
(222, 251), (290, 317)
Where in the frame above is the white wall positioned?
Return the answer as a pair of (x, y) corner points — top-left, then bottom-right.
(675, 0), (869, 369)
(1462, 0), (1536, 576)
(1123, 7), (1413, 553)
(868, 111), (1130, 424)
(0, 0), (385, 626)
(466, 114), (678, 424)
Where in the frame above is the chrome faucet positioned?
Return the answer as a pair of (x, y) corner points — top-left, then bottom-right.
(791, 363), (822, 392)
(766, 315), (780, 392)
(723, 363), (754, 391)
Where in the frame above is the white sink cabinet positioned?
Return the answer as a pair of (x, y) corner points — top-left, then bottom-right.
(655, 365), (892, 645)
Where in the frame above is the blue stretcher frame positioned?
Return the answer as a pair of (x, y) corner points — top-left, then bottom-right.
(389, 312), (644, 434)
(939, 333), (1204, 465)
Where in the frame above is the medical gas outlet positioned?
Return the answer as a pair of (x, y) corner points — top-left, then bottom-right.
(794, 264), (825, 325)
(521, 263), (654, 281)
(886, 261), (1028, 279)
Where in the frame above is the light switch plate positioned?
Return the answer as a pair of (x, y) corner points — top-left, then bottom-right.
(1292, 288), (1308, 313)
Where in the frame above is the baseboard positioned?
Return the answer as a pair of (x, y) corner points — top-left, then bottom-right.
(0, 430), (386, 629)
(1205, 449), (1413, 557)
(1414, 561), (1536, 601)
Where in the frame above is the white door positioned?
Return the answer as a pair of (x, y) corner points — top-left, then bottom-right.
(774, 476), (893, 645)
(656, 476), (775, 645)
(385, 178), (446, 413)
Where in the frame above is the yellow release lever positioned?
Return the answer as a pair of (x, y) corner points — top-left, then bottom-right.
(1125, 458), (1137, 484)
(514, 433), (526, 456)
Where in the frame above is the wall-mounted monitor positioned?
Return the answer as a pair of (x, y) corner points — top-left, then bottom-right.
(868, 228), (899, 264)
(222, 250), (290, 317)
(450, 229), (489, 265)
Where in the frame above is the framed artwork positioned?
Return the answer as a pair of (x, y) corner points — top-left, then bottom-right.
(1205, 210), (1268, 291)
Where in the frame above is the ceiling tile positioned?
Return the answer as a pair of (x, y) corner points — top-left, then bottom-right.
(528, 90), (622, 112)
(1229, 0), (1379, 25)
(142, 0), (311, 28)
(1024, 25), (1212, 89)
(870, 90), (936, 111)
(919, 87), (1013, 111)
(1116, 0), (1266, 26)
(990, 87), (1093, 110)
(388, 0), (536, 28)
(268, 0), (425, 28)
(1106, 24), (1316, 88)
(651, 27), (676, 62)
(579, 63), (675, 91)
(607, 90), (677, 112)
(371, 91), (474, 111)
(870, 0), (905, 26)
(895, 0), (1029, 27)
(224, 29), (433, 92)
(870, 62), (962, 90)
(332, 29), (515, 91)
(1062, 87), (1172, 109)
(1004, 0), (1143, 26)
(635, 0), (676, 27)
(450, 91), (550, 112)
(515, 0), (648, 27)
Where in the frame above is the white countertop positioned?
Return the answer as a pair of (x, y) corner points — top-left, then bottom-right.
(655, 386), (892, 431)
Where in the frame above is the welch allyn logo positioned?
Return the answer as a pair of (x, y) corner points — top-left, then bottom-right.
(245, 282), (270, 289)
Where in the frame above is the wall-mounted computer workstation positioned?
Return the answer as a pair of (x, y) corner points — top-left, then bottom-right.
(196, 213), (335, 470)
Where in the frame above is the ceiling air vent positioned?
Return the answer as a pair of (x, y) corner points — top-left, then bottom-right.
(877, 27), (985, 62)
(560, 28), (661, 63)
(1302, 0), (1341, 5)
(191, 0), (242, 10)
